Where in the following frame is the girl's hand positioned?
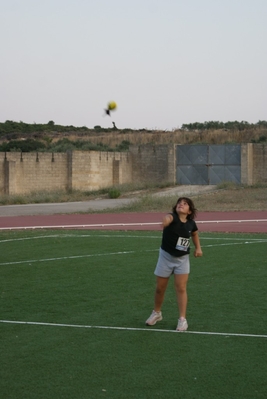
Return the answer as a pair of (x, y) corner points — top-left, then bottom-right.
(194, 248), (203, 258)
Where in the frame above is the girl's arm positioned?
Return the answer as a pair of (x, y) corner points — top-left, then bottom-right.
(191, 231), (203, 257)
(162, 214), (173, 228)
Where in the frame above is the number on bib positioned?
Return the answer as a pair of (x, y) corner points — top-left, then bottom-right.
(175, 237), (190, 251)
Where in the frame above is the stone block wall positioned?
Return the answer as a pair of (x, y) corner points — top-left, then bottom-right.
(241, 143), (253, 185)
(130, 144), (176, 184)
(252, 144), (267, 184)
(70, 151), (132, 191)
(0, 150), (132, 195)
(0, 152), (68, 195)
(241, 143), (267, 185)
(0, 144), (266, 195)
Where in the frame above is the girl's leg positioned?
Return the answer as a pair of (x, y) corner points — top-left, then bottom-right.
(154, 276), (169, 312)
(174, 274), (189, 318)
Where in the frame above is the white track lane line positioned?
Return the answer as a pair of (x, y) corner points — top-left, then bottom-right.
(0, 234), (266, 244)
(1, 239), (266, 266)
(0, 219), (267, 230)
(0, 250), (139, 266)
(0, 319), (266, 338)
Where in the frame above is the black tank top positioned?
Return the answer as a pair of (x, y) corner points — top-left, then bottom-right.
(161, 212), (198, 257)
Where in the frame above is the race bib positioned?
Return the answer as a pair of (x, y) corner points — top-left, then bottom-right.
(175, 237), (190, 251)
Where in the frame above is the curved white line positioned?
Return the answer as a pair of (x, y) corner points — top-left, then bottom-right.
(1, 319), (266, 339)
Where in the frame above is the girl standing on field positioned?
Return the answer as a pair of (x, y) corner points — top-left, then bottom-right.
(146, 197), (203, 331)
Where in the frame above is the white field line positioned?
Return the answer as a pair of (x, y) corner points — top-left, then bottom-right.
(198, 219), (267, 224)
(0, 319), (266, 339)
(0, 240), (266, 266)
(0, 233), (160, 243)
(0, 222), (161, 231)
(0, 250), (139, 266)
(1, 238), (266, 266)
(202, 240), (267, 247)
(0, 219), (267, 231)
(0, 233), (266, 245)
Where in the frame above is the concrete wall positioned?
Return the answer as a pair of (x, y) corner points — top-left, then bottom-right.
(241, 143), (254, 185)
(252, 144), (267, 184)
(0, 143), (266, 195)
(70, 151), (132, 191)
(130, 144), (176, 184)
(0, 150), (132, 195)
(241, 143), (267, 185)
(0, 152), (68, 195)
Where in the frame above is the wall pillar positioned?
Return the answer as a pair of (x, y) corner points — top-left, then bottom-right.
(241, 143), (253, 185)
(67, 151), (73, 191)
(113, 160), (120, 185)
(168, 144), (176, 184)
(4, 160), (16, 195)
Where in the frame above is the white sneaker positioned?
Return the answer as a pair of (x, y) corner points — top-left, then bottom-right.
(146, 310), (162, 326)
(176, 318), (188, 331)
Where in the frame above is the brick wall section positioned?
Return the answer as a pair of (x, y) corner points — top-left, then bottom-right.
(4, 161), (16, 194)
(113, 160), (120, 185)
(130, 144), (176, 184)
(71, 151), (132, 191)
(241, 143), (253, 185)
(0, 152), (69, 194)
(253, 144), (267, 184)
(0, 144), (266, 195)
(0, 151), (133, 194)
(27, 152), (65, 194)
(0, 154), (6, 193)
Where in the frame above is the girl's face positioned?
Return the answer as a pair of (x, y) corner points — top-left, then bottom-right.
(176, 200), (191, 215)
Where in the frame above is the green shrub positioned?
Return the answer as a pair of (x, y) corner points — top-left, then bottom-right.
(108, 188), (121, 199)
(251, 135), (267, 143)
(0, 139), (46, 152)
(115, 140), (131, 151)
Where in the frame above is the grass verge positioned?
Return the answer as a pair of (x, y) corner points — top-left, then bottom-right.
(0, 182), (266, 211)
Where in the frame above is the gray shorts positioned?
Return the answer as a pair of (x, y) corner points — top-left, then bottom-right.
(154, 248), (190, 277)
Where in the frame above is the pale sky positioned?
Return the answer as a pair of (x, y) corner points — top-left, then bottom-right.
(1, 0), (266, 130)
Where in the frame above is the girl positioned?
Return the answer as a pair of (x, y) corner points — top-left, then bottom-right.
(146, 197), (203, 331)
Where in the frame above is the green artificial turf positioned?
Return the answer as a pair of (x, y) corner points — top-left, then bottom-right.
(1, 230), (267, 398)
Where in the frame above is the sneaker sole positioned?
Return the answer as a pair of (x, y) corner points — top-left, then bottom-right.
(146, 316), (163, 326)
(176, 325), (188, 331)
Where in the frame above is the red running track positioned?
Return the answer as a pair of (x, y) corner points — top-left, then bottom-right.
(0, 211), (267, 233)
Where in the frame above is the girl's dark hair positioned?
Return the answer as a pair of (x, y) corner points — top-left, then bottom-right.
(172, 197), (197, 220)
